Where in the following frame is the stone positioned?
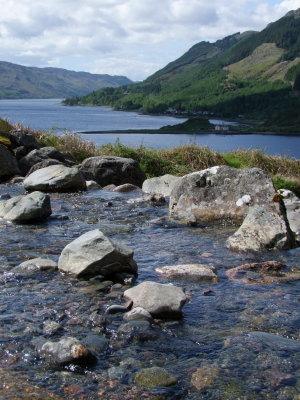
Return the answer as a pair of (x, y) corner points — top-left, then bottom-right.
(37, 336), (96, 366)
(134, 367), (178, 388)
(79, 156), (146, 187)
(226, 203), (297, 251)
(113, 183), (141, 192)
(12, 258), (58, 273)
(142, 174), (181, 197)
(123, 307), (153, 321)
(43, 321), (63, 336)
(191, 365), (220, 391)
(247, 331), (300, 352)
(281, 190), (300, 235)
(23, 164), (87, 192)
(26, 159), (64, 176)
(169, 166), (276, 223)
(155, 264), (217, 282)
(0, 144), (20, 182)
(86, 180), (102, 190)
(58, 229), (137, 279)
(0, 191), (52, 223)
(124, 281), (187, 318)
(18, 146), (73, 175)
(9, 129), (40, 150)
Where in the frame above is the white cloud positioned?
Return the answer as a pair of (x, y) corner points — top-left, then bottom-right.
(0, 0), (299, 80)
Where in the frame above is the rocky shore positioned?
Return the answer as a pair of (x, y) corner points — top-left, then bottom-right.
(1, 129), (300, 399)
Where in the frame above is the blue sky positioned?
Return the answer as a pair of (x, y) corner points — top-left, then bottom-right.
(0, 0), (299, 80)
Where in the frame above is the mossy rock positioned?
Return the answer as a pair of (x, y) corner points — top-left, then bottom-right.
(0, 135), (12, 148)
(134, 367), (178, 388)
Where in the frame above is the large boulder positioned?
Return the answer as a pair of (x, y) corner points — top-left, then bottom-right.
(79, 156), (146, 187)
(26, 159), (65, 176)
(123, 281), (187, 318)
(169, 166), (276, 223)
(58, 229), (137, 279)
(0, 191), (51, 223)
(18, 146), (74, 175)
(142, 174), (181, 197)
(226, 202), (297, 251)
(23, 164), (86, 192)
(0, 144), (21, 182)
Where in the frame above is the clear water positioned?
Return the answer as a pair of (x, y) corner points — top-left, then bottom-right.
(0, 99), (299, 159)
(0, 183), (300, 399)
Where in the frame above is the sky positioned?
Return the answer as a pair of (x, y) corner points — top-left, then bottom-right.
(0, 0), (299, 81)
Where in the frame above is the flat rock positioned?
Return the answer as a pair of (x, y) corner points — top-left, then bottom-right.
(58, 229), (137, 279)
(124, 281), (187, 318)
(0, 191), (51, 223)
(142, 174), (181, 197)
(169, 166), (275, 223)
(134, 367), (178, 388)
(155, 264), (217, 282)
(23, 164), (87, 192)
(13, 258), (58, 273)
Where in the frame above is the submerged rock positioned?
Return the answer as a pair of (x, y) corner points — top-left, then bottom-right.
(0, 191), (51, 223)
(24, 164), (87, 192)
(12, 258), (58, 273)
(191, 365), (220, 391)
(155, 264), (217, 283)
(134, 367), (178, 388)
(142, 174), (181, 197)
(58, 229), (137, 279)
(124, 281), (187, 318)
(169, 166), (275, 223)
(79, 156), (146, 187)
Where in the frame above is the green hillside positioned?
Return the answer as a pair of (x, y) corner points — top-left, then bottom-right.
(0, 62), (133, 99)
(64, 9), (300, 132)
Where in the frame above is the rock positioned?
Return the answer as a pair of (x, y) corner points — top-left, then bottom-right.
(124, 281), (187, 318)
(113, 183), (141, 192)
(102, 184), (117, 191)
(26, 159), (64, 176)
(134, 367), (178, 388)
(105, 305), (128, 314)
(0, 144), (21, 182)
(247, 331), (300, 352)
(82, 334), (109, 354)
(169, 166), (275, 223)
(86, 180), (102, 190)
(9, 176), (24, 184)
(79, 156), (146, 187)
(108, 366), (126, 380)
(155, 264), (217, 283)
(0, 191), (51, 223)
(12, 258), (58, 273)
(281, 190), (300, 235)
(225, 261), (300, 284)
(18, 146), (73, 175)
(9, 129), (40, 150)
(58, 229), (137, 279)
(23, 165), (87, 192)
(144, 193), (166, 204)
(37, 336), (96, 366)
(14, 146), (28, 160)
(43, 321), (63, 336)
(142, 174), (181, 197)
(123, 307), (153, 321)
(226, 203), (297, 251)
(191, 365), (220, 391)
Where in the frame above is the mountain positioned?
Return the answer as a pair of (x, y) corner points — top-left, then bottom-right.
(65, 9), (300, 131)
(0, 61), (133, 99)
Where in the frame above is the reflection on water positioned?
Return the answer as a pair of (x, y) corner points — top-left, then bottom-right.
(0, 183), (300, 399)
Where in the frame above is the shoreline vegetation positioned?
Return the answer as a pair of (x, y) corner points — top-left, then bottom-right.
(1, 117), (299, 196)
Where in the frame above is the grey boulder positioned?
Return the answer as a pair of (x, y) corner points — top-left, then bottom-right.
(169, 166), (275, 223)
(124, 281), (187, 318)
(0, 191), (51, 223)
(142, 174), (181, 197)
(0, 144), (20, 182)
(23, 164), (86, 192)
(58, 229), (137, 279)
(79, 156), (146, 187)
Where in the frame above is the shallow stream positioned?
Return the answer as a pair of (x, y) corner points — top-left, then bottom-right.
(0, 183), (299, 399)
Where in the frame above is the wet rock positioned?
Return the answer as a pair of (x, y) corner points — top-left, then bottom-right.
(58, 229), (137, 279)
(0, 191), (51, 223)
(113, 183), (141, 192)
(102, 184), (117, 191)
(124, 281), (187, 319)
(0, 193), (11, 200)
(226, 203), (297, 251)
(142, 174), (181, 197)
(106, 305), (128, 314)
(24, 165), (87, 193)
(169, 166), (275, 223)
(248, 331), (300, 352)
(0, 144), (21, 182)
(108, 366), (126, 380)
(82, 334), (109, 354)
(86, 180), (102, 190)
(134, 367), (178, 388)
(43, 321), (63, 336)
(79, 156), (146, 187)
(123, 307), (153, 322)
(12, 258), (58, 273)
(191, 365), (220, 390)
(18, 146), (73, 175)
(155, 264), (218, 283)
(37, 336), (96, 366)
(88, 311), (107, 328)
